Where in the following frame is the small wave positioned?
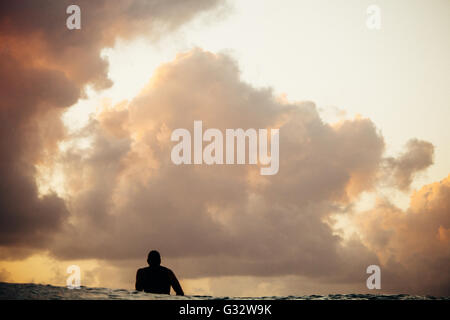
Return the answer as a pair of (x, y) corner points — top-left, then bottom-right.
(0, 282), (446, 300)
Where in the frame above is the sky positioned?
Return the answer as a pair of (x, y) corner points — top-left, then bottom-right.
(0, 0), (449, 297)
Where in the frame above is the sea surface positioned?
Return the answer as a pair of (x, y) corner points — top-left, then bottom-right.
(0, 282), (446, 300)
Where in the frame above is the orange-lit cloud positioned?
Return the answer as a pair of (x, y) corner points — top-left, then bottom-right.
(355, 175), (450, 294)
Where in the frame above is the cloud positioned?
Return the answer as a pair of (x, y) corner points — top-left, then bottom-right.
(43, 49), (447, 295)
(383, 139), (434, 191)
(49, 49), (384, 284)
(0, 0), (226, 89)
(0, 1), (226, 248)
(0, 50), (75, 247)
(355, 175), (450, 295)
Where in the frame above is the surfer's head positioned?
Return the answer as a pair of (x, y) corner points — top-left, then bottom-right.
(147, 250), (161, 266)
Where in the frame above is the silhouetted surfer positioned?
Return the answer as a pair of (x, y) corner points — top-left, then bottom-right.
(135, 250), (184, 295)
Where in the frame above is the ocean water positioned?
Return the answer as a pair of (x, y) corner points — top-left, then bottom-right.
(0, 282), (446, 300)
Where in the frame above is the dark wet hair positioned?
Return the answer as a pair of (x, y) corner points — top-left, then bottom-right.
(147, 250), (161, 266)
